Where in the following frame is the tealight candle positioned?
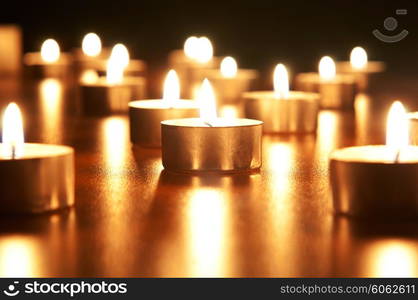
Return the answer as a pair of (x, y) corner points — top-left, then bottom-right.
(0, 25), (22, 75)
(336, 47), (386, 91)
(192, 56), (258, 104)
(330, 101), (418, 219)
(408, 112), (418, 145)
(243, 64), (319, 133)
(168, 36), (219, 98)
(0, 103), (74, 214)
(80, 53), (146, 115)
(294, 56), (356, 109)
(129, 70), (199, 147)
(73, 33), (110, 76)
(23, 39), (72, 78)
(94, 43), (146, 77)
(161, 79), (263, 173)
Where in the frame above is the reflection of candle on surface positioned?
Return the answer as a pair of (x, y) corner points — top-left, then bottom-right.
(24, 38), (71, 78)
(79, 47), (146, 115)
(408, 112), (418, 145)
(336, 47), (385, 91)
(318, 56), (356, 109)
(330, 101), (418, 219)
(161, 78), (262, 173)
(129, 70), (199, 147)
(0, 103), (74, 213)
(243, 63), (319, 133)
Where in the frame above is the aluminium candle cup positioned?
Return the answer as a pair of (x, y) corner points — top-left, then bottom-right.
(0, 25), (22, 75)
(243, 91), (319, 133)
(129, 100), (199, 147)
(161, 118), (263, 173)
(294, 72), (320, 93)
(330, 145), (418, 220)
(193, 69), (259, 104)
(95, 59), (147, 77)
(408, 113), (418, 145)
(0, 143), (74, 214)
(80, 77), (146, 115)
(336, 61), (386, 91)
(318, 75), (356, 109)
(23, 52), (72, 78)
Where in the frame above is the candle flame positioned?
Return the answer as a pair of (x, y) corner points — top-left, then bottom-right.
(110, 43), (130, 69)
(163, 70), (180, 107)
(220, 56), (237, 78)
(350, 46), (368, 70)
(319, 56), (336, 80)
(273, 63), (289, 99)
(386, 101), (409, 151)
(184, 36), (199, 59)
(2, 103), (24, 158)
(41, 39), (60, 63)
(197, 79), (217, 124)
(106, 59), (124, 84)
(195, 37), (213, 63)
(81, 69), (99, 84)
(82, 33), (102, 57)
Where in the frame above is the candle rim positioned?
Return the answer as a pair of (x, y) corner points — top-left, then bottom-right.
(161, 117), (263, 128)
(0, 143), (73, 160)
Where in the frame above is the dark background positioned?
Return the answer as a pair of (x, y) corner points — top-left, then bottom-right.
(1, 0), (417, 92)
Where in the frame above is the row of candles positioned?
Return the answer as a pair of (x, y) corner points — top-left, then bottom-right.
(0, 30), (417, 220)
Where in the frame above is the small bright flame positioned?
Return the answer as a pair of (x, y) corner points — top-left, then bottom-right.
(163, 69), (180, 107)
(106, 59), (124, 84)
(273, 63), (290, 99)
(195, 37), (213, 63)
(220, 56), (237, 78)
(198, 79), (217, 124)
(2, 103), (24, 158)
(184, 36), (199, 59)
(350, 46), (368, 70)
(319, 56), (336, 80)
(82, 33), (102, 57)
(81, 69), (99, 84)
(40, 39), (60, 63)
(386, 101), (409, 149)
(110, 43), (130, 69)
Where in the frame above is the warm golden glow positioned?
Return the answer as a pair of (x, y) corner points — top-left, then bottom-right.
(350, 46), (368, 70)
(197, 79), (217, 124)
(109, 43), (130, 69)
(80, 69), (99, 84)
(184, 36), (199, 59)
(106, 59), (124, 84)
(163, 69), (180, 107)
(82, 33), (102, 57)
(0, 238), (38, 277)
(2, 103), (24, 158)
(319, 56), (336, 80)
(273, 63), (289, 99)
(41, 39), (60, 63)
(195, 37), (213, 63)
(40, 79), (63, 143)
(188, 188), (227, 277)
(220, 56), (237, 78)
(386, 101), (409, 149)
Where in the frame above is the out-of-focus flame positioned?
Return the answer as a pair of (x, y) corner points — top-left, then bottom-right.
(350, 46), (368, 70)
(386, 101), (409, 150)
(82, 33), (102, 57)
(184, 36), (199, 59)
(109, 43), (130, 69)
(41, 39), (60, 63)
(2, 103), (24, 158)
(319, 56), (336, 80)
(220, 56), (238, 78)
(195, 37), (213, 63)
(106, 59), (124, 84)
(273, 63), (289, 99)
(163, 69), (180, 107)
(197, 79), (217, 124)
(80, 69), (99, 84)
